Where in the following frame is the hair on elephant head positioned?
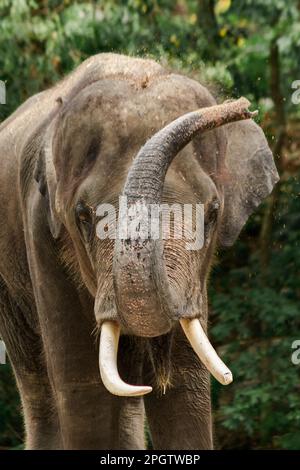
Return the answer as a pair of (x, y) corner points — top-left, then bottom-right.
(34, 57), (279, 397)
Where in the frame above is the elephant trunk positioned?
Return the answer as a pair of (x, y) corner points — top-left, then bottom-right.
(113, 98), (256, 337)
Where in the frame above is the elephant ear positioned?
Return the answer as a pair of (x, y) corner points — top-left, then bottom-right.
(34, 126), (62, 239)
(218, 119), (279, 247)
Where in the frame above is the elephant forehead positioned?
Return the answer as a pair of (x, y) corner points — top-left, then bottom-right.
(53, 74), (223, 207)
(58, 71), (219, 139)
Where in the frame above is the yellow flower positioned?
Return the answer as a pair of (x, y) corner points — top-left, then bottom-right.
(215, 0), (231, 15)
(219, 27), (228, 37)
(170, 34), (180, 47)
(189, 13), (197, 25)
(238, 19), (248, 28)
(237, 37), (245, 47)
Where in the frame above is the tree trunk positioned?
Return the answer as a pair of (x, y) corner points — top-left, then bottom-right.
(197, 0), (220, 60)
(259, 38), (286, 273)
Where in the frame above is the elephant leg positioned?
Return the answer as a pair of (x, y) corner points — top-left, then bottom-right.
(16, 373), (62, 449)
(51, 323), (145, 449)
(143, 325), (213, 450)
(0, 280), (62, 449)
(117, 335), (147, 450)
(117, 397), (146, 449)
(33, 290), (145, 449)
(55, 385), (145, 449)
(30, 289), (145, 449)
(25, 224), (145, 449)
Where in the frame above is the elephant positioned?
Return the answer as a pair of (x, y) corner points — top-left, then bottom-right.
(0, 53), (279, 450)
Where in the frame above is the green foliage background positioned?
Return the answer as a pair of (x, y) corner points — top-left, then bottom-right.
(0, 0), (300, 449)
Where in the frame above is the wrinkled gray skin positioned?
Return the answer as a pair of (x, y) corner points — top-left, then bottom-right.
(0, 54), (278, 449)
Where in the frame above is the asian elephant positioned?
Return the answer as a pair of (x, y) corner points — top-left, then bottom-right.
(0, 54), (278, 449)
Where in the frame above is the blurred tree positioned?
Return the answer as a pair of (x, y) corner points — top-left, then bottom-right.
(197, 0), (220, 60)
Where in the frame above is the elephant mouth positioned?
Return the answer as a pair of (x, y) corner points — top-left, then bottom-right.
(98, 319), (233, 397)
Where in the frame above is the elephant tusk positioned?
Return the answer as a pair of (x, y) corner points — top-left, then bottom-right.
(99, 321), (153, 397)
(180, 318), (233, 386)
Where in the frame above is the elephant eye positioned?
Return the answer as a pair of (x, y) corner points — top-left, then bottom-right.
(206, 200), (220, 225)
(75, 202), (94, 242)
(204, 199), (220, 241)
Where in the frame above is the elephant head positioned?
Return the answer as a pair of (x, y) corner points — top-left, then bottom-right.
(35, 64), (279, 398)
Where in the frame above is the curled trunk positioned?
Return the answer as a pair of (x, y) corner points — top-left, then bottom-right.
(113, 98), (256, 337)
